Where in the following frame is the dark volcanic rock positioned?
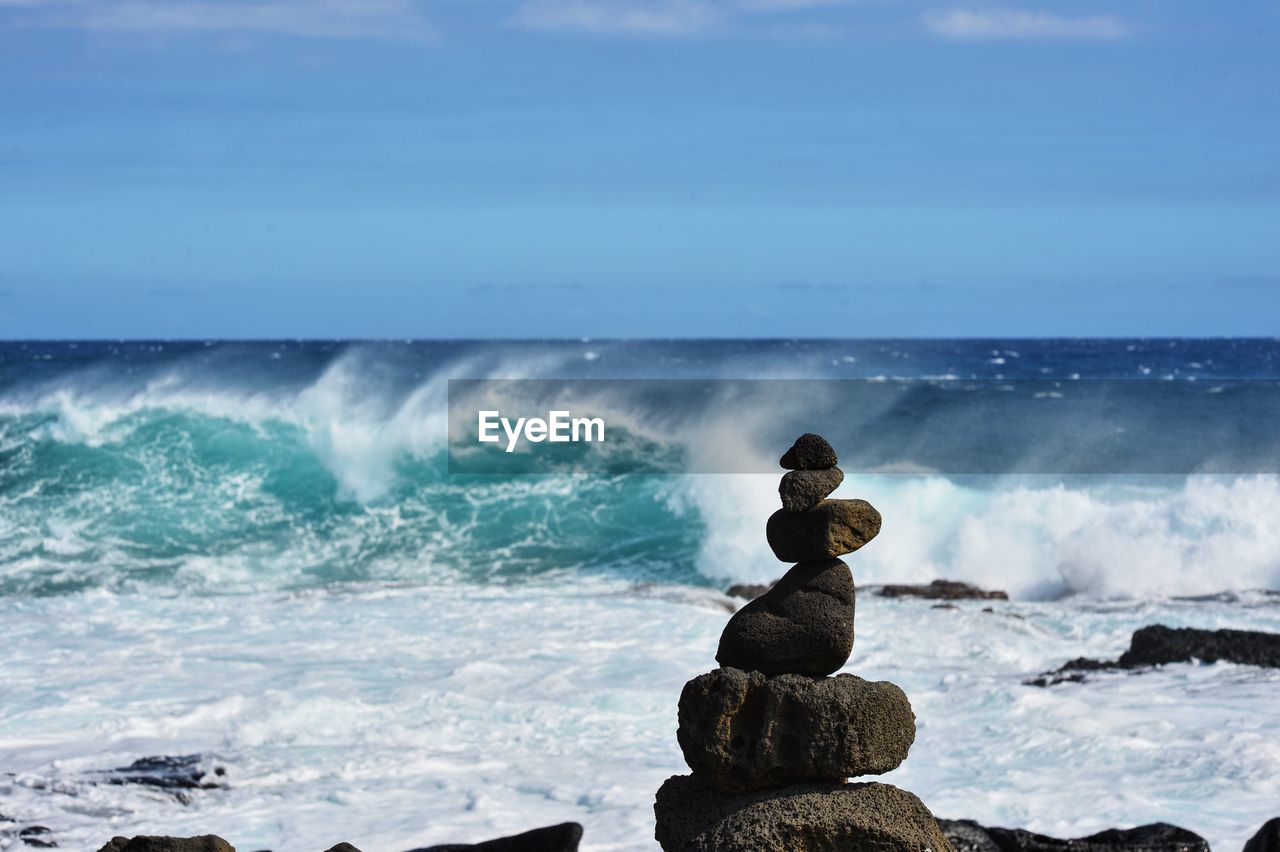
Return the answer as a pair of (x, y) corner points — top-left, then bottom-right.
(1244, 819), (1280, 852)
(18, 825), (56, 848)
(100, 755), (226, 792)
(726, 582), (773, 600)
(326, 845), (363, 852)
(677, 668), (916, 792)
(1027, 624), (1280, 686)
(779, 433), (838, 471)
(937, 820), (1208, 852)
(765, 500), (881, 563)
(405, 822), (583, 852)
(98, 837), (235, 852)
(654, 774), (950, 852)
(779, 467), (845, 512)
(1119, 624), (1280, 668)
(878, 580), (1009, 601)
(716, 559), (855, 677)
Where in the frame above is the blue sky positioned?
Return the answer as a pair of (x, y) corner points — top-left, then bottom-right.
(1, 0), (1277, 338)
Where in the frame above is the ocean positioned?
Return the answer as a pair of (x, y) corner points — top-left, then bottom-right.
(2, 339), (1279, 851)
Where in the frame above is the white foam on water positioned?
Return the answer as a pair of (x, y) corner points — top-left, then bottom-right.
(2, 583), (1278, 851)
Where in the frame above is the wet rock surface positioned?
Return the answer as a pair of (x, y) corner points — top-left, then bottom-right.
(405, 822), (583, 852)
(1028, 624), (1280, 686)
(98, 836), (235, 852)
(655, 774), (952, 852)
(677, 668), (916, 792)
(878, 580), (1009, 601)
(716, 559), (855, 677)
(938, 820), (1209, 852)
(1244, 818), (1280, 852)
(765, 500), (881, 563)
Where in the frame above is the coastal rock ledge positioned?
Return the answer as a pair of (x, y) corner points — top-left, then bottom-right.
(654, 774), (951, 852)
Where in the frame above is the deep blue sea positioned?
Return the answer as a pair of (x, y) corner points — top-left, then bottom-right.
(2, 339), (1279, 851)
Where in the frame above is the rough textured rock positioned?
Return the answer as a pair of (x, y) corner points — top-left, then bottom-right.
(1028, 624), (1280, 686)
(779, 433), (838, 471)
(878, 580), (1008, 601)
(716, 560), (855, 677)
(654, 774), (951, 852)
(405, 822), (583, 852)
(98, 837), (235, 852)
(779, 467), (844, 512)
(1244, 819), (1280, 852)
(937, 820), (1208, 852)
(765, 500), (881, 563)
(677, 668), (915, 792)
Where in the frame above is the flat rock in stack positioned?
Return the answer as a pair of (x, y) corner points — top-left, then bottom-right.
(654, 774), (951, 852)
(677, 668), (916, 791)
(779, 433), (838, 470)
(716, 559), (854, 677)
(765, 499), (881, 563)
(779, 467), (844, 512)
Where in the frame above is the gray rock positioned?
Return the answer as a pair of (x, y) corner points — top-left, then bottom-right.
(937, 820), (1209, 852)
(779, 467), (844, 512)
(654, 774), (951, 852)
(779, 433), (838, 470)
(716, 559), (854, 677)
(1245, 819), (1280, 852)
(765, 500), (881, 563)
(98, 838), (235, 852)
(677, 668), (916, 792)
(725, 582), (773, 600)
(404, 822), (583, 852)
(878, 580), (1008, 601)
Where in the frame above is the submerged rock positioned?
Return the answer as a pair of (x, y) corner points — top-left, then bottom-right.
(405, 822), (583, 852)
(1028, 624), (1280, 686)
(654, 774), (950, 852)
(1244, 819), (1280, 852)
(779, 467), (845, 512)
(716, 559), (854, 677)
(98, 837), (235, 852)
(677, 668), (915, 792)
(765, 500), (881, 563)
(779, 433), (838, 471)
(938, 820), (1208, 852)
(878, 580), (1008, 601)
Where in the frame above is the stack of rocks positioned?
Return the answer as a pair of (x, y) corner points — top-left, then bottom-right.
(654, 434), (951, 852)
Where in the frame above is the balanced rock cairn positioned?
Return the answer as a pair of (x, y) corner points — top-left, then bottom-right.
(654, 434), (952, 852)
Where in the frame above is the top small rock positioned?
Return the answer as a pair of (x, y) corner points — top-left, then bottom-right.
(779, 433), (837, 470)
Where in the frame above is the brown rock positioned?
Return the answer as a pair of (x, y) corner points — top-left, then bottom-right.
(765, 500), (881, 563)
(677, 668), (916, 792)
(779, 467), (844, 512)
(878, 580), (1008, 601)
(716, 559), (854, 677)
(654, 774), (952, 852)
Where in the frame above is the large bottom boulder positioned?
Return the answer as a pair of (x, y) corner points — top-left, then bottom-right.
(677, 667), (915, 791)
(654, 774), (951, 852)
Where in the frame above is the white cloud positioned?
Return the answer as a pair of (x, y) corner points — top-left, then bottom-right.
(922, 8), (1128, 41)
(510, 0), (720, 35)
(3, 0), (432, 39)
